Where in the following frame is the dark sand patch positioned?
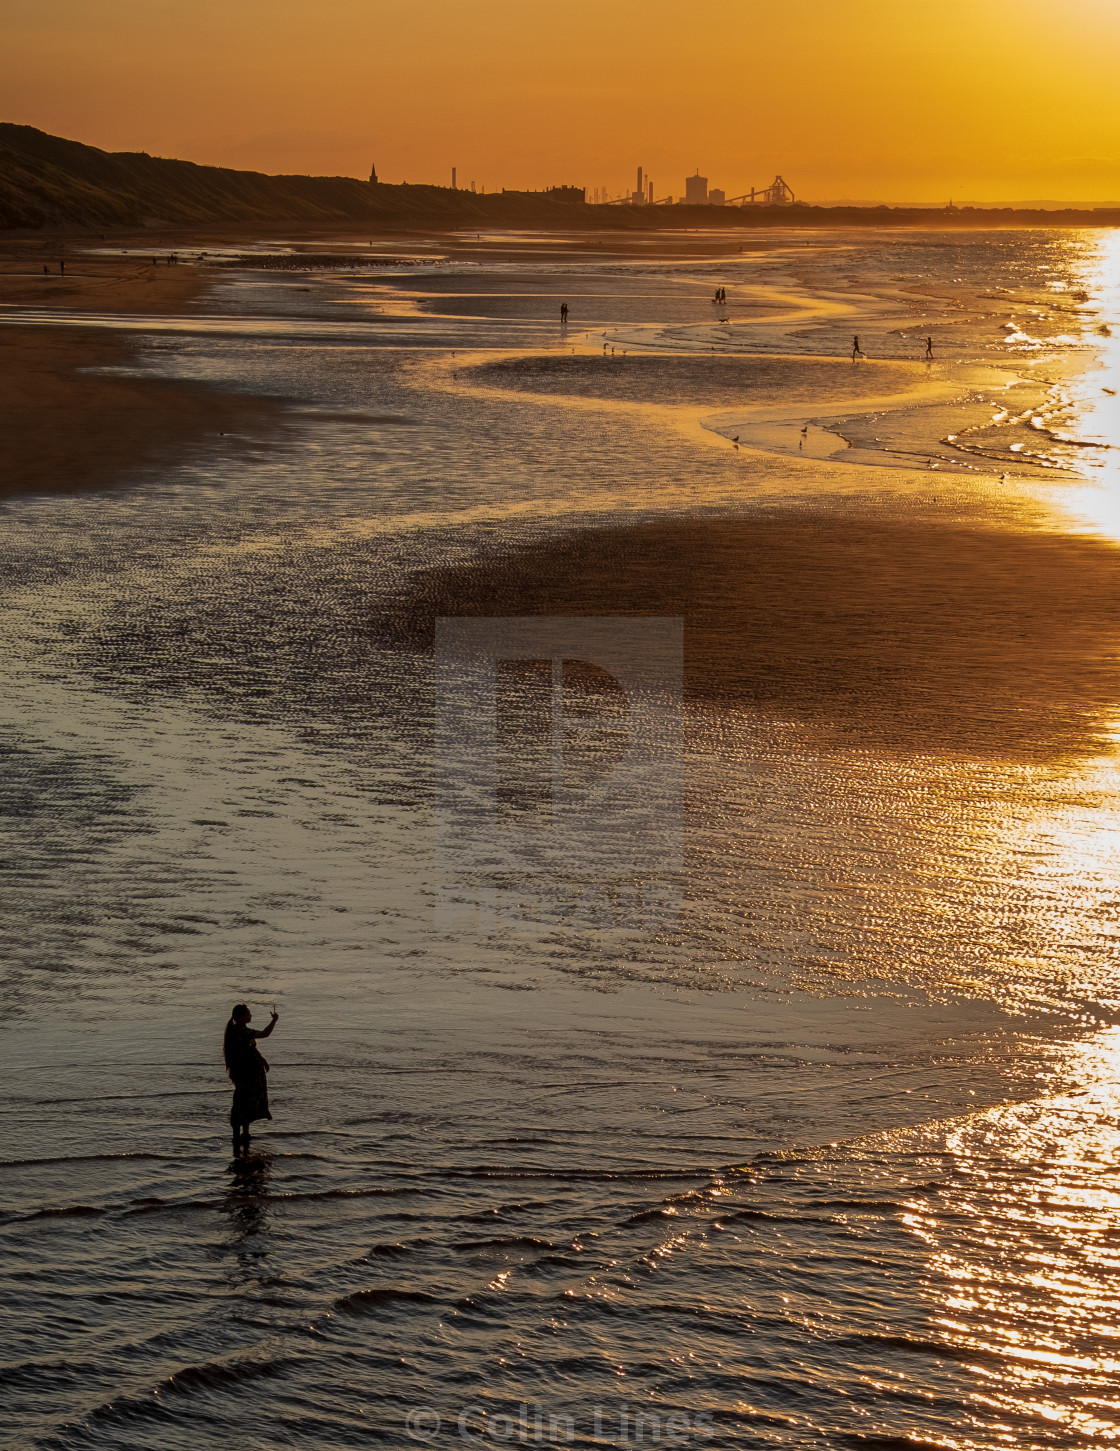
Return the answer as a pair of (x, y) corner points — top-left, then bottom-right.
(0, 327), (282, 500)
(468, 353), (915, 411)
(398, 512), (1120, 763)
(0, 249), (290, 500)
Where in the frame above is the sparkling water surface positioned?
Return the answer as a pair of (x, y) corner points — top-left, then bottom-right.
(2, 229), (1120, 1448)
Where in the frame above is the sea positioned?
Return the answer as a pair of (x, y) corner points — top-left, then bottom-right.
(2, 227), (1120, 1448)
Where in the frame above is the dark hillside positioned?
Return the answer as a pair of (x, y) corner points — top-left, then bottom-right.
(0, 124), (580, 230)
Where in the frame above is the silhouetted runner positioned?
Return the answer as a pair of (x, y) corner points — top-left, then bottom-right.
(852, 335), (864, 359)
(223, 1003), (278, 1156)
(925, 336), (934, 358)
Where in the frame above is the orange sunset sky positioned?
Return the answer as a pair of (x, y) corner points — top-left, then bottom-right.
(5, 0), (1120, 203)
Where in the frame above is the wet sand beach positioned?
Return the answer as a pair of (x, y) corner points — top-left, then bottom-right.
(4, 228), (1120, 1448)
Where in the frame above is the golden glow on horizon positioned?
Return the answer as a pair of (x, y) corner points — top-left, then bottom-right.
(4, 0), (1120, 202)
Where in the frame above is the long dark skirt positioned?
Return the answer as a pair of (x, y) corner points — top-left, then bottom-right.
(230, 1069), (271, 1129)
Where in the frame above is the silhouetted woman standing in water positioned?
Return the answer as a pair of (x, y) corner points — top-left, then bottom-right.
(223, 1003), (279, 1155)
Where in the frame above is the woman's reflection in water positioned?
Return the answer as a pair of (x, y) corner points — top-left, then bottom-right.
(221, 1150), (273, 1252)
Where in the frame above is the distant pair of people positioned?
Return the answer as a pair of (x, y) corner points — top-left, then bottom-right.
(713, 287), (726, 303)
(851, 335), (933, 359)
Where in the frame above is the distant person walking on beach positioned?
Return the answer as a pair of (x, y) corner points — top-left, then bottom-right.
(223, 1003), (279, 1155)
(925, 336), (934, 359)
(852, 335), (864, 359)
(560, 302), (569, 323)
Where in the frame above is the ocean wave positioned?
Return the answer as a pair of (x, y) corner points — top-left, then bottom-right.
(450, 1235), (557, 1252)
(333, 1286), (439, 1314)
(35, 1353), (292, 1447)
(0, 1152), (172, 1168)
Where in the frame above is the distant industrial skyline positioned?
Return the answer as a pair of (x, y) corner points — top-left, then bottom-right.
(436, 160), (1120, 209)
(414, 162), (795, 207)
(433, 157), (1120, 211)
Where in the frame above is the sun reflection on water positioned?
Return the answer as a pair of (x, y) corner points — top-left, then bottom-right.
(901, 1028), (1120, 1437)
(1044, 231), (1120, 539)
